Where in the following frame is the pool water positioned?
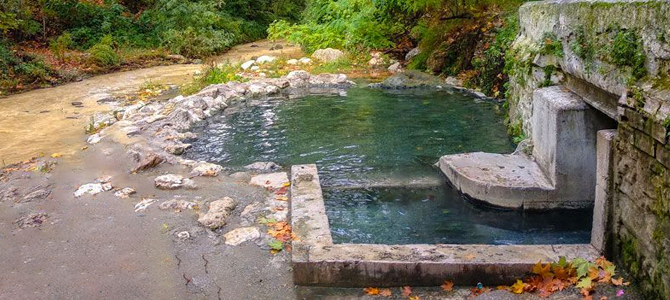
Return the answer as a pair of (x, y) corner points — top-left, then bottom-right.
(185, 86), (592, 245)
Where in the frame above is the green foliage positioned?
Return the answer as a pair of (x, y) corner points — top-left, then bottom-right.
(508, 118), (525, 144)
(88, 35), (120, 67)
(609, 29), (647, 81)
(570, 26), (594, 65)
(539, 32), (563, 58)
(49, 32), (74, 60)
(181, 63), (244, 95)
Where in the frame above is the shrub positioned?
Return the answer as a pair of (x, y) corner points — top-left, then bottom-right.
(88, 35), (120, 67)
(49, 32), (74, 60)
(610, 29), (647, 81)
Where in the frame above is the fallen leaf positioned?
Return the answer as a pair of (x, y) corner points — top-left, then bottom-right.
(511, 279), (525, 294)
(441, 280), (454, 291)
(401, 286), (412, 297)
(611, 277), (624, 286)
(409, 296), (420, 300)
(364, 287), (380, 295)
(576, 277), (593, 290)
(50, 153), (62, 158)
(379, 289), (392, 297)
(533, 261), (552, 277)
(465, 253), (476, 260)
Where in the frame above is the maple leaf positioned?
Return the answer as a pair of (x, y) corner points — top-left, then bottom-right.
(401, 286), (412, 297)
(576, 277), (593, 290)
(611, 277), (624, 286)
(511, 279), (525, 294)
(364, 287), (380, 295)
(379, 289), (392, 297)
(533, 261), (552, 277)
(588, 266), (600, 280)
(441, 280), (454, 291)
(597, 269), (612, 283)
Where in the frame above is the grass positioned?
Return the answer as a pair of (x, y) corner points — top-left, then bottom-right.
(181, 63), (245, 95)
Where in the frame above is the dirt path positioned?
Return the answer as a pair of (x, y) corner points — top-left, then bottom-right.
(0, 40), (302, 166)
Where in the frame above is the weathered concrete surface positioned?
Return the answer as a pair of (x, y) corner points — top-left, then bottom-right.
(291, 164), (599, 287)
(440, 86), (613, 209)
(592, 129), (617, 254)
(438, 153), (553, 209)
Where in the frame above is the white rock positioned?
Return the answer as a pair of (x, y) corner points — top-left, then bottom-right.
(74, 183), (107, 197)
(256, 55), (277, 64)
(286, 70), (310, 80)
(250, 172), (289, 189)
(176, 231), (190, 239)
(114, 187), (136, 199)
(244, 162), (280, 172)
(134, 198), (157, 212)
(224, 227), (261, 246)
(190, 162), (223, 177)
(250, 66), (260, 72)
(312, 48), (345, 62)
(155, 174), (197, 190)
(158, 199), (197, 210)
(241, 60), (255, 70)
(388, 62), (402, 73)
(406, 47), (421, 61)
(198, 197), (238, 229)
(286, 59), (299, 65)
(298, 57), (312, 65)
(87, 134), (102, 144)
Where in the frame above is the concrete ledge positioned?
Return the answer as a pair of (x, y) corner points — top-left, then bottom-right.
(438, 152), (554, 209)
(290, 164), (599, 287)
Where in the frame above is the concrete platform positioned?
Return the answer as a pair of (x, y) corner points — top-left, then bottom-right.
(438, 152), (554, 209)
(290, 164), (599, 287)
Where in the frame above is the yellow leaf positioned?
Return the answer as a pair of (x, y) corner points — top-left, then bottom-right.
(364, 287), (380, 295)
(532, 261), (551, 277)
(282, 182), (291, 187)
(511, 279), (525, 294)
(611, 277), (624, 286)
(441, 280), (454, 291)
(409, 296), (420, 300)
(50, 153), (62, 158)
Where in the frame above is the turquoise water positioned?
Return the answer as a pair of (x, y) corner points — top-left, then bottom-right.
(185, 87), (592, 244)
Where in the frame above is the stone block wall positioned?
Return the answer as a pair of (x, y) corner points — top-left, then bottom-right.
(508, 1), (670, 297)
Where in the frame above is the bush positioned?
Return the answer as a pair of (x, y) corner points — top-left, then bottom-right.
(88, 35), (120, 67)
(49, 32), (74, 60)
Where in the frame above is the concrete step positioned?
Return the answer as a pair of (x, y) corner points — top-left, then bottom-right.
(438, 152), (554, 209)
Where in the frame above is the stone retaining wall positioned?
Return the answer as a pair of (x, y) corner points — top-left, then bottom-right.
(509, 1), (670, 297)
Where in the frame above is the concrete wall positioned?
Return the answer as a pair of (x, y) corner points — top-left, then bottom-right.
(509, 1), (670, 297)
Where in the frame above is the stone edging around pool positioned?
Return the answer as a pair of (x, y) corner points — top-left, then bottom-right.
(290, 164), (599, 287)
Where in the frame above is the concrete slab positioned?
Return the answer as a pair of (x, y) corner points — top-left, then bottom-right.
(290, 164), (599, 287)
(438, 152), (553, 209)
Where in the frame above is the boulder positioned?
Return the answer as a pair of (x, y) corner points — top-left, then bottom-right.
(405, 47), (421, 61)
(198, 197), (238, 229)
(311, 48), (345, 62)
(244, 161), (280, 172)
(224, 227), (261, 246)
(388, 62), (402, 73)
(250, 172), (289, 189)
(256, 56), (277, 64)
(370, 70), (443, 89)
(154, 174), (197, 190)
(298, 57), (312, 65)
(131, 153), (164, 173)
(241, 60), (255, 70)
(190, 162), (223, 177)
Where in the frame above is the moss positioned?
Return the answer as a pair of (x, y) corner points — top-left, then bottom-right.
(609, 28), (647, 81)
(507, 118), (525, 144)
(630, 86), (646, 109)
(539, 32), (564, 58)
(539, 64), (556, 87)
(620, 236), (641, 276)
(570, 26), (594, 71)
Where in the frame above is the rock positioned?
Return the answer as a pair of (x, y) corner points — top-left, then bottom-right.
(311, 48), (345, 62)
(445, 76), (463, 87)
(14, 213), (48, 228)
(241, 60), (255, 70)
(176, 231), (190, 239)
(270, 44), (283, 50)
(154, 174), (197, 190)
(298, 57), (312, 65)
(473, 91), (487, 98)
(93, 112), (117, 130)
(244, 162), (281, 172)
(370, 70), (443, 89)
(250, 172), (289, 189)
(368, 52), (385, 68)
(134, 198), (157, 212)
(87, 133), (102, 144)
(224, 227), (261, 246)
(286, 70), (310, 80)
(250, 66), (260, 72)
(230, 172), (251, 181)
(167, 54), (186, 61)
(131, 153), (164, 173)
(194, 70), (202, 76)
(74, 183), (112, 197)
(71, 101), (84, 107)
(286, 59), (299, 65)
(190, 162), (223, 177)
(114, 187), (136, 199)
(256, 55), (277, 64)
(164, 142), (191, 155)
(21, 188), (51, 203)
(158, 199), (197, 210)
(0, 187), (18, 202)
(405, 47), (421, 61)
(198, 197), (237, 229)
(388, 62), (402, 73)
